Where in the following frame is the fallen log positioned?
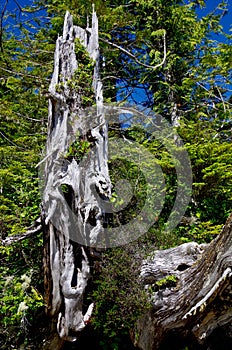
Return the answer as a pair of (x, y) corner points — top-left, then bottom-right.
(133, 213), (232, 350)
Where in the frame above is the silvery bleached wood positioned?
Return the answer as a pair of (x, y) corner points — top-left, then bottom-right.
(133, 213), (232, 349)
(42, 8), (111, 345)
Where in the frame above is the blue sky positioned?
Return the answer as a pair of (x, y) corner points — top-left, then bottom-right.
(4, 0), (231, 96)
(196, 0), (231, 40)
(198, 0), (231, 34)
(4, 0), (232, 35)
(3, 0), (231, 105)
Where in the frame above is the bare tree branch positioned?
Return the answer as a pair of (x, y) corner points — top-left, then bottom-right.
(215, 85), (227, 112)
(1, 223), (42, 246)
(0, 66), (49, 82)
(99, 32), (166, 70)
(0, 131), (27, 150)
(197, 82), (232, 107)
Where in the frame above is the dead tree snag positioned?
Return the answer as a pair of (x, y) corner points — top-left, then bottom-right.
(41, 8), (111, 346)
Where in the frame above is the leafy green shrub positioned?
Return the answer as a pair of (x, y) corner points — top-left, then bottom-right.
(0, 235), (44, 349)
(90, 245), (149, 349)
(1, 270), (43, 327)
(65, 139), (91, 162)
(176, 220), (223, 244)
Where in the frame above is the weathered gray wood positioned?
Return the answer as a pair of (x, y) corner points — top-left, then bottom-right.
(133, 213), (232, 349)
(41, 9), (111, 346)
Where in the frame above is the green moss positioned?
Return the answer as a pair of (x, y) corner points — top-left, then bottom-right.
(148, 275), (178, 294)
(60, 184), (70, 194)
(155, 275), (178, 288)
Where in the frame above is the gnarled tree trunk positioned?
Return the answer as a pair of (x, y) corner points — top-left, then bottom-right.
(41, 9), (111, 348)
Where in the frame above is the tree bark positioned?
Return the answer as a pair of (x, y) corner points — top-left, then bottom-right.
(132, 212), (232, 349)
(41, 9), (111, 347)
